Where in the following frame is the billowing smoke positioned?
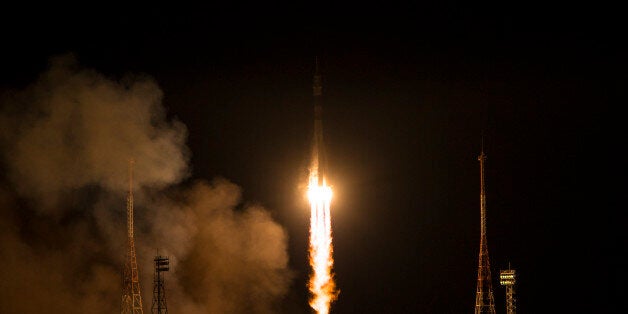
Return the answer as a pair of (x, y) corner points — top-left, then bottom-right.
(0, 54), (293, 313)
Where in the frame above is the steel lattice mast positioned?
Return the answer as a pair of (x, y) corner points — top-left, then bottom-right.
(474, 148), (496, 314)
(122, 159), (144, 314)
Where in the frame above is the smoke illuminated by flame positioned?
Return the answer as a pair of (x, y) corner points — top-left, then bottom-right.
(307, 171), (338, 314)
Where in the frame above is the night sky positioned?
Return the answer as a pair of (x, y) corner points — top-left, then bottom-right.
(0, 4), (623, 313)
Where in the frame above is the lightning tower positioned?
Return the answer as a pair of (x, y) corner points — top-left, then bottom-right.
(474, 147), (496, 314)
(122, 159), (144, 314)
(307, 57), (338, 314)
(152, 255), (170, 314)
(500, 264), (516, 314)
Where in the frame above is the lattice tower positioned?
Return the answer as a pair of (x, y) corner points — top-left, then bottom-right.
(474, 149), (496, 314)
(122, 159), (144, 314)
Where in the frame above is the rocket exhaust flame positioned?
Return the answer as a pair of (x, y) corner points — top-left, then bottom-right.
(308, 167), (337, 314)
(307, 57), (338, 314)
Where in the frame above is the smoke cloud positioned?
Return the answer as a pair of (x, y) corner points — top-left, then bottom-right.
(0, 54), (293, 313)
(0, 53), (189, 209)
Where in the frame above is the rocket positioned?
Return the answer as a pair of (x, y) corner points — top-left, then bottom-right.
(307, 57), (338, 313)
(311, 57), (327, 186)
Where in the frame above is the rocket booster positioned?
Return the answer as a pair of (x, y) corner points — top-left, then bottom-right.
(312, 58), (326, 186)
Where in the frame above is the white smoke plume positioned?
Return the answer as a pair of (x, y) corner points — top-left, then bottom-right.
(0, 53), (293, 313)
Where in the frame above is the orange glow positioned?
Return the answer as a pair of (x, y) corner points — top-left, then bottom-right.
(307, 173), (338, 314)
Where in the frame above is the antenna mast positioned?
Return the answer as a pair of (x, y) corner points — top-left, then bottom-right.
(122, 159), (144, 314)
(474, 146), (497, 314)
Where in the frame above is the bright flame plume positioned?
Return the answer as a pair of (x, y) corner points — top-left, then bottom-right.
(307, 172), (338, 314)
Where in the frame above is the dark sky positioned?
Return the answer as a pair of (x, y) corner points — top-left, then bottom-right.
(1, 4), (623, 313)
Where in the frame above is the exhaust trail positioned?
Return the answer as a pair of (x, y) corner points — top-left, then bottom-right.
(307, 58), (338, 314)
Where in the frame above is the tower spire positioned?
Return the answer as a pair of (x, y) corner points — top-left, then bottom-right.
(475, 148), (496, 314)
(122, 158), (144, 314)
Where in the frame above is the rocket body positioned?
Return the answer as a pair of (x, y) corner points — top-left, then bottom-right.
(312, 61), (326, 186)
